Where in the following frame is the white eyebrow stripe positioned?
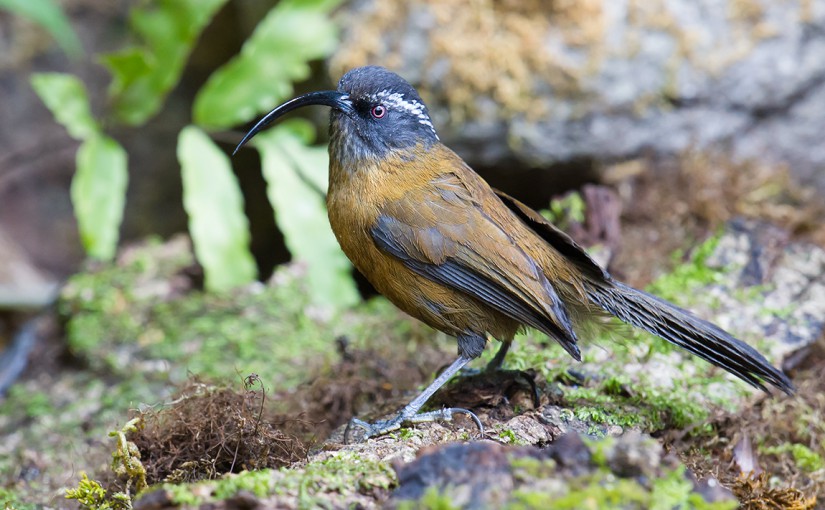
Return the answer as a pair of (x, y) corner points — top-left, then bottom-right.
(367, 90), (439, 138)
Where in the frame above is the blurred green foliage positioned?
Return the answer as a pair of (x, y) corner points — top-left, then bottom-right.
(0, 0), (82, 58)
(103, 0), (228, 125)
(30, 73), (97, 139)
(178, 126), (257, 292)
(193, 0), (339, 129)
(73, 135), (129, 261)
(31, 73), (128, 260)
(28, 0), (352, 304)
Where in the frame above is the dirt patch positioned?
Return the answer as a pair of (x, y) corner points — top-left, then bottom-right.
(732, 473), (817, 510)
(668, 336), (825, 507)
(429, 368), (546, 426)
(284, 336), (448, 440)
(604, 150), (825, 286)
(128, 378), (307, 486)
(119, 337), (449, 489)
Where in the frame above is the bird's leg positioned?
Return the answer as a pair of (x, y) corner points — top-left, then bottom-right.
(457, 340), (540, 408)
(344, 354), (483, 442)
(484, 340), (511, 371)
(457, 340), (510, 376)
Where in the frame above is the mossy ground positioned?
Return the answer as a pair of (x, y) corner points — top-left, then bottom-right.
(0, 236), (443, 508)
(3, 228), (819, 509)
(508, 463), (735, 510)
(3, 149), (824, 508)
(144, 451), (397, 509)
(2, 227), (810, 509)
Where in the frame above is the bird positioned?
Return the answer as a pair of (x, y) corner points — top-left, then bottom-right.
(234, 65), (794, 441)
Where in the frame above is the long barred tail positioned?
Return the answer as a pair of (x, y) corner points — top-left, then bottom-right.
(587, 281), (794, 394)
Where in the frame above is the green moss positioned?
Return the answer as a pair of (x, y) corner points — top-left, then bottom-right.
(0, 386), (53, 419)
(510, 456), (558, 480)
(64, 473), (131, 510)
(157, 470), (273, 506)
(58, 239), (416, 390)
(561, 376), (711, 432)
(291, 452), (396, 504)
(572, 404), (637, 429)
(583, 435), (616, 467)
(760, 443), (825, 473)
(396, 486), (462, 510)
(395, 428), (420, 441)
(108, 418), (147, 496)
(498, 428), (523, 445)
(645, 231), (724, 304)
(158, 452), (396, 508)
(0, 488), (37, 510)
(498, 325), (729, 433)
(0, 364), (168, 505)
(64, 473), (109, 509)
(541, 192), (586, 227)
(157, 482), (205, 506)
(158, 470), (280, 507)
(7, 238), (421, 508)
(511, 463), (736, 510)
(650, 467), (738, 510)
(543, 477), (649, 509)
(61, 262), (340, 385)
(212, 469), (275, 499)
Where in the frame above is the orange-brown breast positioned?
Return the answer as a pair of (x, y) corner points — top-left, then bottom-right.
(325, 143), (588, 343)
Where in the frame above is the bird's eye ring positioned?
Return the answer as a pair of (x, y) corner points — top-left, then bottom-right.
(371, 105), (386, 119)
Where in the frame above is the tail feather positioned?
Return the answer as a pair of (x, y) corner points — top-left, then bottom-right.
(587, 281), (794, 394)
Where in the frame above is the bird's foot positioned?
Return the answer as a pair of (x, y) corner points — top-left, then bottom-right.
(452, 342), (537, 406)
(344, 407), (484, 443)
(452, 366), (541, 409)
(494, 369), (541, 408)
(457, 366), (483, 377)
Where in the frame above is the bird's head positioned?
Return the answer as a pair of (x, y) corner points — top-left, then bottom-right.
(234, 66), (439, 161)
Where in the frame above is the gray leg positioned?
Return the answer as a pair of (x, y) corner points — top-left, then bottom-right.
(344, 354), (484, 442)
(485, 341), (511, 371)
(482, 340), (540, 408)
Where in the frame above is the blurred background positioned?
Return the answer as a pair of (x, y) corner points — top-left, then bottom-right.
(2, 0), (824, 311)
(0, 0), (825, 398)
(2, 0), (823, 322)
(1, 0), (825, 507)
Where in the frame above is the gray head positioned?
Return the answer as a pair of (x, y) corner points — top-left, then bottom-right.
(234, 66), (439, 160)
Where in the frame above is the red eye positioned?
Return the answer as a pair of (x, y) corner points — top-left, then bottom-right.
(371, 105), (386, 119)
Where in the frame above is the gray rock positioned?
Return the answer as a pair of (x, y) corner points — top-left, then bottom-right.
(332, 0), (825, 189)
(0, 227), (58, 309)
(702, 218), (825, 360)
(388, 432), (733, 509)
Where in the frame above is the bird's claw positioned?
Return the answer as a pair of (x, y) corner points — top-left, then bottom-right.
(344, 417), (402, 443)
(454, 366), (541, 409)
(343, 407), (484, 443)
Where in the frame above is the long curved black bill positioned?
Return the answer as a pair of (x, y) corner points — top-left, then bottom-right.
(233, 90), (351, 155)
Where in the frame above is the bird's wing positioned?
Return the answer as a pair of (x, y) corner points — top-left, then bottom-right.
(493, 189), (610, 283)
(370, 172), (580, 359)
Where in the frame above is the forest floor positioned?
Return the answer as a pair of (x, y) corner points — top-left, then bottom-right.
(1, 152), (824, 509)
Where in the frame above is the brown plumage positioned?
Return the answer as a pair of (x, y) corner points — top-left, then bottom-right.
(235, 66), (793, 441)
(327, 144), (588, 360)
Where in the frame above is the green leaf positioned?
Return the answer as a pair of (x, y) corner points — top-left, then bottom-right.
(0, 0), (82, 58)
(253, 119), (358, 308)
(103, 0), (228, 125)
(178, 125), (257, 292)
(30, 73), (98, 140)
(193, 0), (341, 129)
(72, 135), (128, 261)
